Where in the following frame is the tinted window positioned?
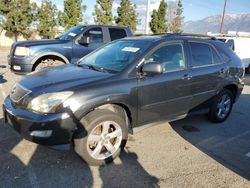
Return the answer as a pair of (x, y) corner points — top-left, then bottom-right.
(109, 28), (127, 41)
(145, 43), (186, 72)
(216, 48), (230, 63)
(190, 42), (213, 67)
(83, 27), (103, 43)
(226, 39), (235, 51)
(211, 47), (222, 64)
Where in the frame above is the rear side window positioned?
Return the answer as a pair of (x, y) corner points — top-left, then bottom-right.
(211, 47), (222, 64)
(226, 39), (235, 51)
(190, 42), (213, 67)
(109, 28), (127, 41)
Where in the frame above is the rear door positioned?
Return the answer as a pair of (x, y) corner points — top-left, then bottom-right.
(72, 27), (105, 63)
(188, 41), (227, 110)
(137, 41), (193, 125)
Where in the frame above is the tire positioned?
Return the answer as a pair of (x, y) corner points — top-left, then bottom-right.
(208, 89), (234, 123)
(74, 109), (128, 166)
(35, 59), (64, 71)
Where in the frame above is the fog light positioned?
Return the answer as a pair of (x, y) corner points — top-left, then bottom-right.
(13, 65), (21, 70)
(30, 130), (52, 138)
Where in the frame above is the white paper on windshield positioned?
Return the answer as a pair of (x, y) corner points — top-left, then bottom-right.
(68, 32), (77, 37)
(122, 47), (140, 52)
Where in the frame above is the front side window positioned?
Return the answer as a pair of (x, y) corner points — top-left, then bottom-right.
(145, 43), (186, 72)
(79, 40), (153, 73)
(56, 26), (85, 40)
(190, 42), (213, 67)
(83, 27), (103, 43)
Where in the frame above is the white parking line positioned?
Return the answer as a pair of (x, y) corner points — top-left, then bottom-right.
(209, 131), (250, 150)
(245, 151), (250, 158)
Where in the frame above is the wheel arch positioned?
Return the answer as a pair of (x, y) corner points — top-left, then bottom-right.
(31, 52), (70, 71)
(224, 84), (238, 102)
(78, 102), (134, 132)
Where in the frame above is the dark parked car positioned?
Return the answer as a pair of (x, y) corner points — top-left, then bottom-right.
(3, 34), (244, 165)
(8, 25), (133, 74)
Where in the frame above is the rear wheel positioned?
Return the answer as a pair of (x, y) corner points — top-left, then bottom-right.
(74, 109), (128, 166)
(208, 89), (233, 123)
(35, 59), (64, 71)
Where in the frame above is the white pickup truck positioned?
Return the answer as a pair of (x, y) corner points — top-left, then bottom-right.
(216, 36), (250, 74)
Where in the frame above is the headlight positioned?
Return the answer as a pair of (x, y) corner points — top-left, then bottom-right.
(27, 92), (73, 113)
(14, 47), (30, 56)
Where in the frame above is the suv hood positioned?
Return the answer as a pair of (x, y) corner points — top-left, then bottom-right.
(19, 64), (112, 93)
(14, 39), (68, 48)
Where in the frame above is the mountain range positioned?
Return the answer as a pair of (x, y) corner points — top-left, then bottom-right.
(183, 13), (250, 34)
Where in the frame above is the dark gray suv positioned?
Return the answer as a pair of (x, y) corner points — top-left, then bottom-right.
(3, 34), (244, 165)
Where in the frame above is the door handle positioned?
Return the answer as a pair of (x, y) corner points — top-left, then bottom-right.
(182, 74), (192, 80)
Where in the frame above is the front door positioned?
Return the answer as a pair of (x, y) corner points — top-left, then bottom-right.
(72, 27), (105, 63)
(137, 42), (192, 125)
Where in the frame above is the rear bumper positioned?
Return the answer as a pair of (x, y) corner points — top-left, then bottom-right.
(3, 96), (77, 146)
(8, 55), (33, 74)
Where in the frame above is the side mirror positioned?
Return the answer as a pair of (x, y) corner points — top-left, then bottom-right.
(141, 63), (163, 76)
(78, 36), (90, 45)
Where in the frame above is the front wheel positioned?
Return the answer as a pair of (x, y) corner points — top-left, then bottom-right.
(208, 89), (234, 123)
(35, 59), (64, 71)
(74, 109), (128, 166)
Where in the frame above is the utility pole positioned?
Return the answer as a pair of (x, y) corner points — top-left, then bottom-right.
(145, 0), (150, 34)
(220, 0), (227, 33)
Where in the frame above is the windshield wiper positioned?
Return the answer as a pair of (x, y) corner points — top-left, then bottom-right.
(78, 64), (106, 72)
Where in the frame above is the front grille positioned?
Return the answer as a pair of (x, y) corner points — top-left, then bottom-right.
(10, 84), (31, 103)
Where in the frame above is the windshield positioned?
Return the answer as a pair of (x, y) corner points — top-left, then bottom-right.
(56, 26), (85, 40)
(78, 40), (153, 73)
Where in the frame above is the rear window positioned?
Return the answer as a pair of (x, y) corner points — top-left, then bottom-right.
(109, 28), (127, 41)
(190, 42), (213, 67)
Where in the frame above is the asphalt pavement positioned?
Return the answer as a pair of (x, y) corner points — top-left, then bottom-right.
(0, 50), (250, 187)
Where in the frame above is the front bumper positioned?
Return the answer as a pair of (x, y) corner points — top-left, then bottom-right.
(3, 96), (77, 145)
(8, 55), (33, 74)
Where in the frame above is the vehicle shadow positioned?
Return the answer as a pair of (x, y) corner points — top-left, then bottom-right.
(0, 109), (159, 187)
(99, 150), (159, 188)
(169, 93), (250, 180)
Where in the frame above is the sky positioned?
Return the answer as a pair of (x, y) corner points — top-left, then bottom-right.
(34, 0), (250, 30)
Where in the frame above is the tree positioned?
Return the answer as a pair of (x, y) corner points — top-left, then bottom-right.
(115, 0), (138, 32)
(149, 10), (159, 34)
(60, 0), (86, 30)
(170, 0), (184, 33)
(0, 0), (37, 41)
(93, 0), (113, 25)
(37, 0), (57, 39)
(149, 0), (168, 34)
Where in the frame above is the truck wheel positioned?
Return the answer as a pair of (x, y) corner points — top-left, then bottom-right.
(35, 59), (64, 71)
(208, 89), (233, 123)
(74, 109), (128, 166)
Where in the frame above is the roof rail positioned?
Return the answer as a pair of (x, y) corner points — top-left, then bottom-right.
(134, 32), (217, 40)
(162, 33), (217, 40)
